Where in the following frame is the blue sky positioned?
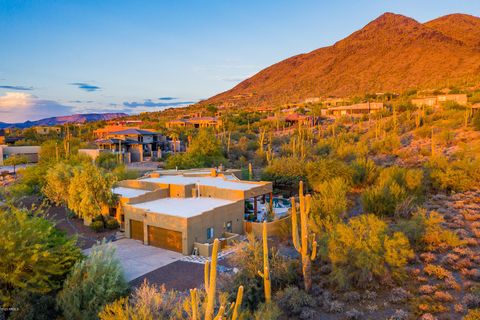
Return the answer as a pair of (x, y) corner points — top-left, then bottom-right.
(0, 0), (479, 122)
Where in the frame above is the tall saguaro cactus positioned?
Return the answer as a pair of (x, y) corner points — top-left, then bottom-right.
(257, 221), (272, 304)
(191, 238), (244, 320)
(291, 181), (317, 292)
(204, 239), (220, 320)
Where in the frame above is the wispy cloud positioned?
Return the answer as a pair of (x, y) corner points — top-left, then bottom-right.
(0, 85), (34, 91)
(0, 92), (73, 123)
(69, 82), (101, 92)
(123, 99), (195, 108)
(158, 97), (177, 101)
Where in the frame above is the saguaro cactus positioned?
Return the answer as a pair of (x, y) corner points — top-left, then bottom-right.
(291, 181), (317, 292)
(190, 238), (244, 320)
(204, 239), (220, 320)
(257, 221), (272, 304)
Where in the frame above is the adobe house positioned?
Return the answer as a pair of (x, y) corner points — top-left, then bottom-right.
(112, 168), (272, 256)
(165, 116), (223, 129)
(411, 94), (468, 107)
(0, 145), (41, 166)
(322, 102), (384, 117)
(33, 126), (61, 135)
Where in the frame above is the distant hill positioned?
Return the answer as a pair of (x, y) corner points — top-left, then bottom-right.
(0, 113), (128, 129)
(200, 13), (480, 108)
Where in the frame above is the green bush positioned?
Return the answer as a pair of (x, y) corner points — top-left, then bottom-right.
(99, 281), (184, 320)
(90, 220), (105, 232)
(57, 242), (128, 320)
(0, 206), (81, 306)
(351, 158), (378, 187)
(106, 219), (120, 230)
(362, 166), (423, 217)
(306, 158), (353, 191)
(327, 214), (414, 289)
(261, 157), (307, 194)
(274, 286), (316, 317)
(394, 209), (462, 251)
(310, 177), (348, 233)
(426, 156), (480, 192)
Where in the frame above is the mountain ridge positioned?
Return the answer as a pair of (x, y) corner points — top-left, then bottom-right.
(0, 113), (127, 129)
(200, 12), (480, 108)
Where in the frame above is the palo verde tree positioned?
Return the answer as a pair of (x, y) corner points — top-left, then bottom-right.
(0, 206), (81, 307)
(67, 162), (116, 222)
(42, 162), (75, 206)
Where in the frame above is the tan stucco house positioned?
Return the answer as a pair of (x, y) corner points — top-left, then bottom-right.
(112, 169), (272, 256)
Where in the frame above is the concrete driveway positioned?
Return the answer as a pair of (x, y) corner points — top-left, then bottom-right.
(84, 238), (183, 281)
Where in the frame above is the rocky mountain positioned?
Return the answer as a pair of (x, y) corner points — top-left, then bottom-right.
(201, 13), (480, 108)
(0, 113), (127, 129)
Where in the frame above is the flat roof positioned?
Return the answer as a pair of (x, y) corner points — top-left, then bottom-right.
(112, 187), (150, 198)
(129, 197), (234, 218)
(142, 175), (262, 191)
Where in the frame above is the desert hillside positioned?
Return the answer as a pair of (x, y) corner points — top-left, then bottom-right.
(201, 13), (480, 108)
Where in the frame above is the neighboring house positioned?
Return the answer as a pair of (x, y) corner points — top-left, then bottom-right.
(412, 94), (468, 107)
(95, 128), (165, 163)
(111, 168), (273, 256)
(165, 116), (223, 129)
(33, 126), (61, 135)
(0, 130), (4, 145)
(0, 145), (41, 166)
(322, 102), (384, 117)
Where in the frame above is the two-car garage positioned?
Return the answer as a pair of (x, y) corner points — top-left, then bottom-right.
(129, 219), (183, 253)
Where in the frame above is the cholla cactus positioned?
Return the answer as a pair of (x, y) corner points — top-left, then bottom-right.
(291, 181), (317, 292)
(257, 221), (272, 304)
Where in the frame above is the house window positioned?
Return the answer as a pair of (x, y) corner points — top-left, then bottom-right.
(226, 221), (232, 232)
(207, 227), (214, 240)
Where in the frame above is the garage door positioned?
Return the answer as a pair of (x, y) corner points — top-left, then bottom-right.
(148, 226), (182, 253)
(130, 219), (144, 242)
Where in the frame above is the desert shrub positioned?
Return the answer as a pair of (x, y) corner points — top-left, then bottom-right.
(305, 158), (353, 190)
(0, 206), (81, 306)
(165, 129), (225, 169)
(394, 209), (462, 250)
(423, 264), (451, 280)
(310, 177), (348, 233)
(57, 242), (128, 320)
(274, 286), (316, 317)
(227, 233), (297, 310)
(90, 220), (105, 232)
(426, 156), (480, 192)
(241, 302), (282, 320)
(464, 309), (480, 320)
(99, 281), (184, 320)
(351, 158), (378, 187)
(106, 218), (120, 230)
(371, 133), (401, 154)
(112, 165), (142, 181)
(326, 214), (414, 288)
(96, 153), (119, 170)
(362, 166), (423, 217)
(261, 157), (307, 194)
(421, 210), (463, 250)
(7, 293), (59, 320)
